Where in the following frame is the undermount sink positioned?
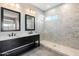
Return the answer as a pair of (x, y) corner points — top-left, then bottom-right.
(28, 31), (33, 34)
(28, 33), (39, 36)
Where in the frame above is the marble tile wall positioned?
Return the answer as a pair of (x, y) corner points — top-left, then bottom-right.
(44, 3), (79, 49)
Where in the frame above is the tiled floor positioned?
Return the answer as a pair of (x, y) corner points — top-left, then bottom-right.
(21, 45), (63, 56)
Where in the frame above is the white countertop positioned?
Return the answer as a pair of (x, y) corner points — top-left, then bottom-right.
(0, 33), (39, 41)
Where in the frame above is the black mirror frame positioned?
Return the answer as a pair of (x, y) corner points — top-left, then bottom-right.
(25, 14), (35, 31)
(1, 7), (21, 32)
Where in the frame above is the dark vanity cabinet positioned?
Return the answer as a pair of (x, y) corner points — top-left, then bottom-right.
(0, 34), (40, 56)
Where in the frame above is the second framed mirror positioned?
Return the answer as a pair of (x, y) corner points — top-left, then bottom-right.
(25, 14), (35, 31)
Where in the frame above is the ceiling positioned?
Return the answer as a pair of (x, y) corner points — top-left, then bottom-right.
(31, 3), (62, 11)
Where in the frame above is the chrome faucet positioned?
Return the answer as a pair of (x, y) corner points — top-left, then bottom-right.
(28, 31), (33, 34)
(8, 32), (16, 37)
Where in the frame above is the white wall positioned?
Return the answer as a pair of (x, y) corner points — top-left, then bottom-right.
(0, 3), (45, 41)
(44, 3), (79, 49)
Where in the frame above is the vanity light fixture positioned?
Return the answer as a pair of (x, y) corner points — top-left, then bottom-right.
(1, 3), (20, 10)
(25, 8), (36, 16)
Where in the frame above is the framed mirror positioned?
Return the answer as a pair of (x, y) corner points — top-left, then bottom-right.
(1, 7), (21, 32)
(25, 14), (35, 31)
(0, 8), (1, 31)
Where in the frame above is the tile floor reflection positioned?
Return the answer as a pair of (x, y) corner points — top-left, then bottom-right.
(21, 45), (64, 56)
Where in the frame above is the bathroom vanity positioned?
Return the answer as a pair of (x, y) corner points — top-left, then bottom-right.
(0, 34), (40, 56)
(0, 7), (40, 56)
